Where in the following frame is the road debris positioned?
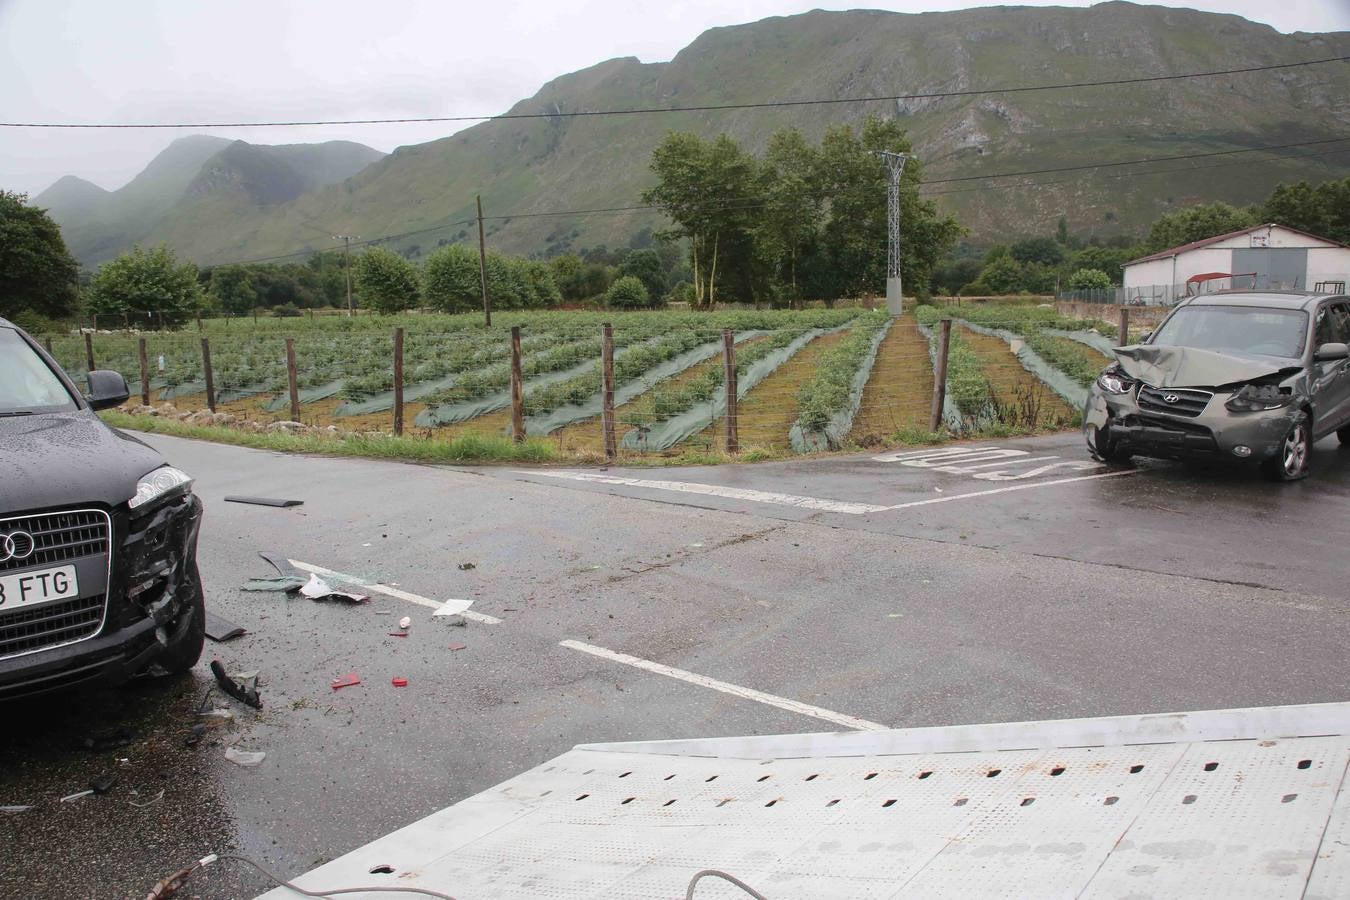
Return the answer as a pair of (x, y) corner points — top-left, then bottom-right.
(398, 615), (411, 630)
(432, 598), (473, 618)
(224, 747), (266, 767)
(0, 805), (32, 815)
(205, 612), (247, 642)
(241, 574), (308, 592)
(224, 496), (303, 508)
(330, 673), (361, 690)
(387, 632), (408, 637)
(60, 790), (94, 803)
(185, 724), (207, 747)
(129, 789), (166, 808)
(91, 776), (117, 795)
(458, 562), (476, 570)
(448, 643), (467, 652)
(298, 572), (369, 603)
(81, 726), (135, 753)
(391, 677), (408, 687)
(210, 660), (262, 709)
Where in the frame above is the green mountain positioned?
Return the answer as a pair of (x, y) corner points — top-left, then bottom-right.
(40, 3), (1350, 268)
(34, 137), (384, 265)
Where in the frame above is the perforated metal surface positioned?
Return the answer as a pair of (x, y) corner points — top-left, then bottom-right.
(258, 702), (1350, 900)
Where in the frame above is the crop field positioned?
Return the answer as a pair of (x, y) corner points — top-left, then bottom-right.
(43, 302), (1121, 459)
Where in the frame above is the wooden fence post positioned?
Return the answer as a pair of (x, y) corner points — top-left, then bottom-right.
(1118, 306), (1130, 346)
(137, 337), (150, 406)
(509, 326), (524, 442)
(928, 318), (952, 432)
(601, 323), (617, 459)
(84, 332), (96, 372)
(201, 337), (216, 413)
(392, 328), (404, 436)
(723, 329), (739, 454)
(286, 337), (301, 423)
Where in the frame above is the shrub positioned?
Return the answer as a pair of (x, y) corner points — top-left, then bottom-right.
(1068, 268), (1113, 291)
(606, 275), (651, 309)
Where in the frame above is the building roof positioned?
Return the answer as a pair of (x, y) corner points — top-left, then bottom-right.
(1124, 223), (1350, 267)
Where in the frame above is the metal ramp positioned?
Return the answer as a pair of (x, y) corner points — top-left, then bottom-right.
(259, 702), (1350, 899)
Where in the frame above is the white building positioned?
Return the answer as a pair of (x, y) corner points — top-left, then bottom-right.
(1122, 223), (1349, 304)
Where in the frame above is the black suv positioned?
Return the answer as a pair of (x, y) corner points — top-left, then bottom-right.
(0, 318), (205, 698)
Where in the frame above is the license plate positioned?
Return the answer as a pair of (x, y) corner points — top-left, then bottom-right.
(0, 565), (80, 609)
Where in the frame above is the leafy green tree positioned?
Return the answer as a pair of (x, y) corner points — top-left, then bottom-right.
(1010, 237), (1065, 267)
(1056, 216), (1069, 245)
(1068, 268), (1113, 290)
(616, 248), (666, 300)
(548, 253), (586, 302)
(1262, 178), (1350, 244)
(758, 128), (823, 307)
(1067, 245), (1136, 285)
(525, 260), (563, 308)
(606, 275), (651, 309)
(423, 244), (482, 312)
(1146, 202), (1256, 252)
(353, 247), (419, 313)
(88, 246), (203, 326)
(209, 265), (257, 317)
(0, 190), (81, 320)
(975, 256), (1027, 294)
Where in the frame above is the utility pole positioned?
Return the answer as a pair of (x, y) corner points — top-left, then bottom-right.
(476, 195), (491, 327)
(874, 151), (911, 317)
(332, 234), (359, 317)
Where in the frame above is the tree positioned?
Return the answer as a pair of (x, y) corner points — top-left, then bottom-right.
(423, 244), (482, 312)
(0, 190), (80, 320)
(209, 265), (257, 317)
(758, 128), (823, 307)
(1067, 245), (1136, 285)
(606, 275), (651, 309)
(353, 247), (419, 313)
(1010, 237), (1065, 267)
(88, 246), (203, 327)
(1056, 216), (1069, 245)
(1068, 268), (1113, 291)
(616, 248), (667, 300)
(1146, 202), (1257, 252)
(1262, 178), (1350, 244)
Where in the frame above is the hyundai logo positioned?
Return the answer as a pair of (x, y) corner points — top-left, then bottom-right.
(1162, 393), (1181, 404)
(0, 530), (36, 563)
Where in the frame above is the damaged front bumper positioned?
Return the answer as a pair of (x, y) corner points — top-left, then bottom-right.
(1084, 385), (1299, 464)
(0, 492), (203, 699)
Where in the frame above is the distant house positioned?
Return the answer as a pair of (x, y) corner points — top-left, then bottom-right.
(1122, 224), (1349, 303)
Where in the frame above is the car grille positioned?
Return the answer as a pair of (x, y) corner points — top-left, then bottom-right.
(0, 595), (106, 657)
(1, 510), (111, 658)
(0, 510), (110, 573)
(1137, 385), (1213, 418)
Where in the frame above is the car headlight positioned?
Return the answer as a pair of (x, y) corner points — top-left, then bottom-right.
(129, 466), (194, 510)
(1225, 384), (1293, 413)
(1096, 370), (1134, 395)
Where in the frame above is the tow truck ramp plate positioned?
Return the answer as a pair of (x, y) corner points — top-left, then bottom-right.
(259, 702), (1350, 899)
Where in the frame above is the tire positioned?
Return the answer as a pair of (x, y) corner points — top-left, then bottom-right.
(1262, 412), (1312, 482)
(1087, 426), (1132, 465)
(153, 575), (205, 675)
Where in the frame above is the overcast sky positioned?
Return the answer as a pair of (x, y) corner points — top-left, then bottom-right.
(2, 0), (1347, 197)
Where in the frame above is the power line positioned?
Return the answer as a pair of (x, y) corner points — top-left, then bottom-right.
(6, 57), (1347, 129)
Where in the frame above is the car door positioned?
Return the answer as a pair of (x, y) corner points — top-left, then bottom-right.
(1310, 301), (1350, 437)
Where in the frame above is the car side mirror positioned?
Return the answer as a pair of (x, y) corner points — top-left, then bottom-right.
(1314, 342), (1350, 362)
(86, 370), (130, 410)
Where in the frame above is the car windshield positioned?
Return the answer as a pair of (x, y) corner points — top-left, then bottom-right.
(0, 328), (77, 415)
(1149, 305), (1308, 359)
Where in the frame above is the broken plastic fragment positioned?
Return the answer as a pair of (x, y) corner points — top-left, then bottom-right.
(241, 575), (308, 592)
(387, 632), (409, 637)
(448, 643), (467, 652)
(0, 805), (32, 815)
(432, 598), (472, 617)
(210, 660), (262, 709)
(457, 562), (476, 570)
(297, 573), (368, 603)
(224, 747), (266, 767)
(398, 615), (411, 630)
(129, 788), (166, 808)
(391, 677), (408, 687)
(330, 673), (361, 690)
(60, 790), (94, 803)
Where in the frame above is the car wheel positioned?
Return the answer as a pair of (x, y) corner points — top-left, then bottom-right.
(153, 578), (205, 675)
(1262, 412), (1312, 482)
(1087, 426), (1132, 465)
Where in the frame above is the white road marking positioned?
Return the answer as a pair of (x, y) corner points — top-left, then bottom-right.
(288, 559), (502, 624)
(559, 639), (888, 731)
(519, 471), (890, 515)
(885, 469), (1137, 508)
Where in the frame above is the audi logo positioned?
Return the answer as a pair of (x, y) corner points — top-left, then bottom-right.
(1162, 393), (1181, 404)
(0, 530), (36, 563)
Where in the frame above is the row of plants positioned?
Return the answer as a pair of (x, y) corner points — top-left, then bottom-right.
(1021, 334), (1110, 389)
(522, 329), (711, 415)
(915, 305), (992, 421)
(793, 313), (888, 432)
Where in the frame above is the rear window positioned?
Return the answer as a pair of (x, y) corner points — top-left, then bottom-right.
(1150, 306), (1308, 360)
(0, 328), (78, 415)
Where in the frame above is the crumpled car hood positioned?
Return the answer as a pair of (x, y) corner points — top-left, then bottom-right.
(1112, 344), (1301, 388)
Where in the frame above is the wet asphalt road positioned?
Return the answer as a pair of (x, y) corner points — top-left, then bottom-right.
(2, 430), (1347, 899)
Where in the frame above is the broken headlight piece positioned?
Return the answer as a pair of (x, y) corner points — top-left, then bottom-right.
(1096, 369), (1135, 395)
(1225, 384), (1293, 413)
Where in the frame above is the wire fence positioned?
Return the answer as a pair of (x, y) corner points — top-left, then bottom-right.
(42, 304), (1126, 457)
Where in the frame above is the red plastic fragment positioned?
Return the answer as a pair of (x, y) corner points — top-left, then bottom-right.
(387, 632), (409, 637)
(330, 673), (361, 690)
(448, 643), (467, 651)
(391, 677), (408, 687)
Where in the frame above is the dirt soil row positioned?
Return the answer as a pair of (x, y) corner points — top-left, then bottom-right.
(849, 315), (933, 443)
(960, 326), (1078, 428)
